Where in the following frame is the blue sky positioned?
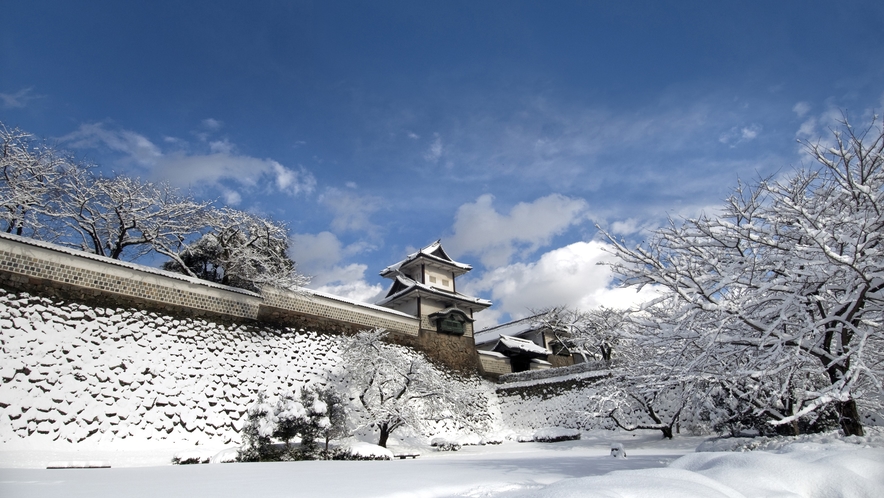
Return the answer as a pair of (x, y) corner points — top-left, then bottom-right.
(3, 1), (883, 327)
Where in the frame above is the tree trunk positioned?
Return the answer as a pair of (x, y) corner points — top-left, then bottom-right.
(378, 423), (390, 448)
(836, 399), (864, 436)
(659, 426), (673, 439)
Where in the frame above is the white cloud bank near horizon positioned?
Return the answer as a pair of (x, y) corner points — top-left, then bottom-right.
(463, 240), (660, 330)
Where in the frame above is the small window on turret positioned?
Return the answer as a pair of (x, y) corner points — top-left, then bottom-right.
(442, 279), (449, 287)
(429, 276), (437, 283)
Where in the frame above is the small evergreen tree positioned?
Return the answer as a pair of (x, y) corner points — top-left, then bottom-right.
(273, 394), (307, 459)
(315, 386), (348, 457)
(238, 392), (277, 462)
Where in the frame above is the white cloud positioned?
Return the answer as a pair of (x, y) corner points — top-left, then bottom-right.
(61, 122), (162, 165)
(0, 87), (40, 108)
(60, 122), (316, 197)
(407, 131), (420, 140)
(609, 218), (646, 237)
(463, 240), (660, 329)
(289, 231), (383, 303)
(202, 118), (223, 130)
(209, 139), (234, 154)
(424, 133), (443, 163)
(719, 124), (762, 146)
(446, 193), (589, 267)
(797, 106), (849, 140)
(290, 231), (344, 274)
(221, 188), (242, 206)
(319, 188), (384, 235)
(315, 279), (385, 304)
(793, 102), (811, 118)
(740, 125), (760, 140)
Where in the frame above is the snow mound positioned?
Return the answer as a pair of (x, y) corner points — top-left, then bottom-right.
(522, 442), (884, 498)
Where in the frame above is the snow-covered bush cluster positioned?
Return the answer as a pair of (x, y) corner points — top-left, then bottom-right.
(0, 289), (343, 445)
(238, 386), (346, 461)
(531, 427), (581, 442)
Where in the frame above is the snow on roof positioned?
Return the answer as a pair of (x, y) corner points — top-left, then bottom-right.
(477, 350), (508, 358)
(379, 240), (472, 277)
(375, 274), (491, 309)
(474, 315), (544, 346)
(497, 335), (551, 356)
(302, 287), (417, 320)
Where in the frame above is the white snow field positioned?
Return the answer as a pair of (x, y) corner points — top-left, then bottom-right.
(1, 432), (883, 498)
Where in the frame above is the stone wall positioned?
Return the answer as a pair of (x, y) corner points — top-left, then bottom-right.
(477, 352), (511, 377)
(0, 232), (421, 341)
(0, 234), (262, 321)
(0, 289), (486, 447)
(547, 354), (574, 369)
(391, 329), (481, 373)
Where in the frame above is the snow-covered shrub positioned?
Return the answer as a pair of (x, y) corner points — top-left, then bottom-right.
(331, 442), (393, 460)
(430, 437), (461, 451)
(171, 450), (212, 465)
(533, 427), (581, 442)
(237, 387), (350, 461)
(480, 435), (504, 445)
(271, 393), (308, 460)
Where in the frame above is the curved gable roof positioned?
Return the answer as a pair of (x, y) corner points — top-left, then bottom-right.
(380, 240), (472, 278)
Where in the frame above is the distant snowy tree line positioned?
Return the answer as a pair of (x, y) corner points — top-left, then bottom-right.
(0, 123), (307, 292)
(541, 116), (883, 438)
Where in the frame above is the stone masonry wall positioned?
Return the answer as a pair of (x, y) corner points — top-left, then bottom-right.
(0, 232), (422, 344)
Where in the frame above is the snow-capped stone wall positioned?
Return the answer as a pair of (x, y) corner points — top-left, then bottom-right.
(0, 289), (346, 445)
(0, 232), (420, 338)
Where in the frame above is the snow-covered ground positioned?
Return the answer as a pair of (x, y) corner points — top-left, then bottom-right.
(4, 289), (884, 496)
(2, 430), (883, 498)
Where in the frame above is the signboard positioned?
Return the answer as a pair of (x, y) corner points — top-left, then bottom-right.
(439, 317), (464, 334)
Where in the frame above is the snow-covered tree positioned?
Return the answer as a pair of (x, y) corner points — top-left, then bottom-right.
(57, 173), (210, 260)
(163, 207), (308, 292)
(313, 386), (348, 455)
(0, 124), (72, 238)
(531, 306), (625, 364)
(1, 122), (308, 292)
(586, 302), (703, 439)
(337, 329), (479, 448)
(601, 116), (884, 436)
